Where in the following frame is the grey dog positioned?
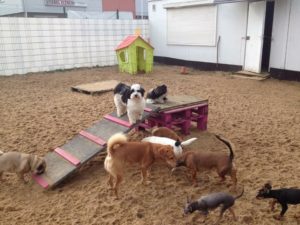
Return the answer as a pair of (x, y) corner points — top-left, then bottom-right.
(184, 188), (244, 224)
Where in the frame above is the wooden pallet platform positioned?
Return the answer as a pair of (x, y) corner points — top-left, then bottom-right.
(32, 95), (207, 189)
(71, 80), (120, 95)
(153, 95), (207, 111)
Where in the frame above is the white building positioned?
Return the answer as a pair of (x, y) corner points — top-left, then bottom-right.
(148, 0), (300, 81)
(0, 0), (102, 18)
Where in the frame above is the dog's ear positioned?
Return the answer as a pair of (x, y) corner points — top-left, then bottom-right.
(121, 89), (131, 103)
(186, 196), (191, 204)
(175, 139), (181, 147)
(140, 87), (145, 97)
(264, 182), (272, 190)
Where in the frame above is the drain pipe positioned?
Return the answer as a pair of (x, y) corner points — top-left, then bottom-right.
(283, 0), (292, 70)
(216, 35), (221, 69)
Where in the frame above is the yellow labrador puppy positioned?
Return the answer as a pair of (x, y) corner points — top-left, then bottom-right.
(0, 150), (46, 182)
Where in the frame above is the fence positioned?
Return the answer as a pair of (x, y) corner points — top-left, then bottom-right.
(0, 17), (149, 76)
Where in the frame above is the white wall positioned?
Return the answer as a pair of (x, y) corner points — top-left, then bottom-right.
(0, 0), (24, 16)
(268, 0), (300, 72)
(0, 17), (149, 76)
(148, 0), (248, 66)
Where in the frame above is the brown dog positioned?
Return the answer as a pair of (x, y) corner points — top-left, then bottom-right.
(104, 133), (176, 198)
(174, 134), (237, 187)
(151, 127), (183, 141)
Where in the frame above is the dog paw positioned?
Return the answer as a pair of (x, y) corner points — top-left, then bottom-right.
(143, 180), (152, 186)
(273, 215), (283, 221)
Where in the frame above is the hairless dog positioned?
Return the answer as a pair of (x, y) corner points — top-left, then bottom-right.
(184, 187), (244, 224)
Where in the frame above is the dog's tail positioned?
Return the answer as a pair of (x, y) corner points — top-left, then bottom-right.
(234, 187), (244, 200)
(215, 134), (235, 161)
(107, 133), (127, 156)
(150, 126), (160, 134)
(181, 138), (197, 147)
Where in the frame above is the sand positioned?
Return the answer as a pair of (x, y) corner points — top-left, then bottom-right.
(0, 65), (300, 225)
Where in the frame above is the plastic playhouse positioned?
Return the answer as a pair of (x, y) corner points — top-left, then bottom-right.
(115, 35), (154, 75)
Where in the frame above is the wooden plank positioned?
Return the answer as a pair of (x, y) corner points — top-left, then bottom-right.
(79, 130), (106, 146)
(104, 114), (131, 127)
(149, 95), (208, 111)
(162, 102), (208, 114)
(34, 152), (77, 188)
(144, 107), (153, 112)
(105, 110), (153, 129)
(60, 135), (103, 164)
(85, 119), (129, 142)
(71, 80), (120, 95)
(54, 147), (81, 166)
(32, 174), (49, 189)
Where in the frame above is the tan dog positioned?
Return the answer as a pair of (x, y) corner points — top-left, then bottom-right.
(174, 135), (237, 187)
(0, 151), (46, 182)
(104, 133), (176, 198)
(151, 127), (183, 142)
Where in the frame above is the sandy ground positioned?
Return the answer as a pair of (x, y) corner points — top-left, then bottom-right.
(0, 65), (300, 225)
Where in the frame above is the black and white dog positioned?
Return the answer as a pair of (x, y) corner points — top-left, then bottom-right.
(146, 84), (168, 104)
(113, 82), (146, 124)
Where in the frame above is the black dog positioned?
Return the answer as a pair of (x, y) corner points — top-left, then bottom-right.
(146, 84), (167, 104)
(256, 182), (300, 220)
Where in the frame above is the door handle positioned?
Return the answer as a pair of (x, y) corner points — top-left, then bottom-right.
(242, 36), (250, 40)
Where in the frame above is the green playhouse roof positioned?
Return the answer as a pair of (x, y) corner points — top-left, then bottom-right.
(115, 35), (154, 51)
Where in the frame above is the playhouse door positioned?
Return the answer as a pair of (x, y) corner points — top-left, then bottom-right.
(244, 1), (266, 73)
(136, 47), (146, 72)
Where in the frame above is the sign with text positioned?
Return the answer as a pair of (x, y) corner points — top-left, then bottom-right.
(45, 0), (87, 7)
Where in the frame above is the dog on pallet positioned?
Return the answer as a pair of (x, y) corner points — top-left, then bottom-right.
(256, 182), (300, 220)
(184, 187), (244, 224)
(0, 150), (46, 182)
(113, 82), (146, 124)
(146, 84), (168, 104)
(104, 133), (176, 198)
(173, 134), (237, 187)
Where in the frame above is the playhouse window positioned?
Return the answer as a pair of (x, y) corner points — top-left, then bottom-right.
(166, 5), (217, 46)
(143, 49), (146, 60)
(120, 50), (129, 63)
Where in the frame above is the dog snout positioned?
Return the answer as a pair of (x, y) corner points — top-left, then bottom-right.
(134, 94), (139, 98)
(35, 164), (46, 175)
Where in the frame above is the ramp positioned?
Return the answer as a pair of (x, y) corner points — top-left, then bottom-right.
(32, 106), (159, 189)
(33, 96), (208, 189)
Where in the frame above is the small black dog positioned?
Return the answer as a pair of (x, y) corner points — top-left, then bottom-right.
(184, 188), (244, 223)
(256, 182), (300, 220)
(146, 84), (167, 104)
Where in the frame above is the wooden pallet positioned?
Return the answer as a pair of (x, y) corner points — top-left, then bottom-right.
(32, 95), (208, 189)
(144, 96), (208, 134)
(71, 80), (120, 95)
